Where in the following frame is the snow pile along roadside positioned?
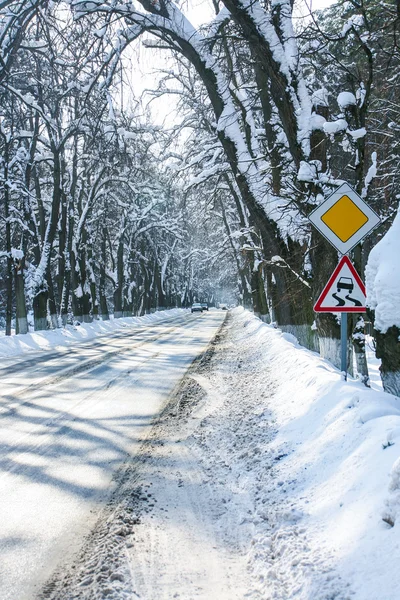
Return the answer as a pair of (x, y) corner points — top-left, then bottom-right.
(0, 308), (186, 358)
(221, 308), (400, 599)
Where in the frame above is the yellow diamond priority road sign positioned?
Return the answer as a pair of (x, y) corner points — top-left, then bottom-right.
(308, 183), (380, 254)
(321, 195), (368, 242)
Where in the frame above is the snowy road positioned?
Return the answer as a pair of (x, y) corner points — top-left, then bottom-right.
(0, 310), (225, 600)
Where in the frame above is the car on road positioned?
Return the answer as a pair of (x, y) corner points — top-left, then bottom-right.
(220, 304), (228, 310)
(191, 303), (203, 313)
(201, 303), (209, 311)
(337, 277), (353, 294)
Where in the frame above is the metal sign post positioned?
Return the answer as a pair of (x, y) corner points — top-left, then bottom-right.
(341, 312), (348, 380)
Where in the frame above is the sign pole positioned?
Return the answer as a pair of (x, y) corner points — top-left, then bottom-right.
(341, 312), (348, 380)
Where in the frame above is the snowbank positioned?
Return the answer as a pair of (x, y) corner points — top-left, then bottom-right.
(228, 308), (400, 599)
(0, 309), (186, 358)
(366, 209), (400, 332)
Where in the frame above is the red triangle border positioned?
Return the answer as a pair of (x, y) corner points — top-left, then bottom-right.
(314, 255), (366, 313)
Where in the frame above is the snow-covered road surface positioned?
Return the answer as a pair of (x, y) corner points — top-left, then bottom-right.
(0, 310), (225, 600)
(3, 308), (400, 600)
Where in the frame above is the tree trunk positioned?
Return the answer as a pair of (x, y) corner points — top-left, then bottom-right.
(143, 266), (152, 314)
(14, 259), (28, 334)
(113, 237), (124, 319)
(351, 245), (369, 384)
(90, 280), (99, 320)
(3, 140), (12, 336)
(310, 102), (329, 172)
(5, 256), (13, 336)
(58, 189), (68, 311)
(253, 63), (282, 195)
(166, 33), (301, 325)
(100, 294), (109, 320)
(219, 195), (252, 308)
(150, 263), (157, 311)
(33, 145), (63, 329)
(33, 289), (48, 331)
(352, 315), (369, 386)
(156, 265), (165, 310)
(81, 283), (92, 323)
(310, 230), (341, 367)
(70, 248), (83, 322)
(267, 266), (292, 325)
(5, 216), (13, 337)
(87, 243), (98, 320)
(47, 271), (58, 329)
(99, 229), (109, 320)
(79, 228), (92, 323)
(250, 264), (269, 319)
(60, 281), (70, 326)
(375, 325), (400, 397)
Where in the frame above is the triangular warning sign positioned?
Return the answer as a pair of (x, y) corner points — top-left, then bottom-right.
(314, 256), (366, 313)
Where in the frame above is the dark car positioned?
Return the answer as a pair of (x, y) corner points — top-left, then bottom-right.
(201, 303), (208, 311)
(191, 303), (203, 313)
(337, 277), (353, 294)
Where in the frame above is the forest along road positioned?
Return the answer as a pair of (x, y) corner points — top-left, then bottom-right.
(0, 309), (225, 600)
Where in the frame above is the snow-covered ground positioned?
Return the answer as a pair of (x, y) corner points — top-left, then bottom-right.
(33, 307), (400, 600)
(2, 308), (399, 600)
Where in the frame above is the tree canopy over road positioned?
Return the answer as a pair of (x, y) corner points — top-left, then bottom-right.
(1, 0), (400, 394)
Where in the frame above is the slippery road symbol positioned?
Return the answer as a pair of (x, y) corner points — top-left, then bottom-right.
(345, 293), (363, 307)
(332, 291), (363, 307)
(336, 277), (363, 306)
(332, 293), (345, 307)
(332, 277), (363, 307)
(314, 256), (366, 313)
